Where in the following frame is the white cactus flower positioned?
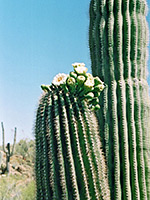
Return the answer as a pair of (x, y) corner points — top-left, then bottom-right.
(74, 66), (88, 75)
(72, 62), (85, 68)
(52, 73), (68, 86)
(84, 80), (94, 88)
(86, 73), (94, 85)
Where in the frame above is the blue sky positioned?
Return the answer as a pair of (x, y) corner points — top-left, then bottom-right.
(0, 0), (150, 143)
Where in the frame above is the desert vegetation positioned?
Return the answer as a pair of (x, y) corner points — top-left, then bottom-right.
(0, 139), (36, 200)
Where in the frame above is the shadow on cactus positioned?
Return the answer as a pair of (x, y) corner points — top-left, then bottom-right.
(35, 63), (110, 200)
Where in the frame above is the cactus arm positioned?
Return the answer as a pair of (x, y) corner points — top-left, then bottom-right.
(35, 65), (110, 199)
(10, 127), (17, 157)
(1, 122), (6, 153)
(64, 93), (91, 199)
(58, 91), (80, 199)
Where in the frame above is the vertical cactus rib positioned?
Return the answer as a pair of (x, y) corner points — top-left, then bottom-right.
(123, 0), (140, 199)
(126, 80), (140, 200)
(35, 94), (48, 199)
(107, 0), (114, 81)
(80, 100), (111, 200)
(89, 0), (97, 77)
(47, 94), (58, 199)
(136, 0), (143, 79)
(35, 99), (43, 199)
(64, 93), (91, 200)
(72, 97), (99, 199)
(57, 91), (80, 200)
(138, 1), (150, 198)
(114, 0), (131, 198)
(123, 0), (131, 80)
(133, 81), (147, 200)
(80, 101), (104, 199)
(142, 1), (148, 80)
(35, 94), (44, 200)
(114, 0), (131, 196)
(109, 82), (121, 200)
(136, 0), (147, 79)
(117, 80), (132, 200)
(40, 93), (52, 200)
(113, 0), (123, 80)
(107, 0), (122, 199)
(130, 0), (138, 78)
(140, 81), (150, 199)
(52, 93), (68, 200)
(99, 0), (110, 165)
(89, 0), (110, 164)
(90, 111), (111, 200)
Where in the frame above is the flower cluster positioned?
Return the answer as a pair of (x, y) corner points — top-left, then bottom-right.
(41, 63), (105, 110)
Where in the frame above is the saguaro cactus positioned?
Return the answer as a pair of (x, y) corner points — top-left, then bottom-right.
(1, 122), (17, 174)
(89, 0), (150, 199)
(35, 63), (110, 200)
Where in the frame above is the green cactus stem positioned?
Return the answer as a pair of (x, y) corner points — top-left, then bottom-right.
(89, 0), (150, 199)
(35, 64), (110, 199)
(1, 122), (17, 174)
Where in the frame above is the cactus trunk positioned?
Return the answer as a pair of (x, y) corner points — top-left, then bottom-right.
(89, 0), (150, 199)
(35, 84), (110, 199)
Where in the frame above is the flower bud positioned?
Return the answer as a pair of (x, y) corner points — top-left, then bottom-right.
(84, 92), (94, 99)
(93, 104), (101, 111)
(94, 77), (104, 86)
(77, 75), (86, 86)
(41, 84), (50, 92)
(66, 77), (76, 93)
(94, 84), (105, 92)
(70, 71), (77, 79)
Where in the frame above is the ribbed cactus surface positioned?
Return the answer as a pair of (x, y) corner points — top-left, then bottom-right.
(35, 64), (110, 200)
(89, 0), (150, 200)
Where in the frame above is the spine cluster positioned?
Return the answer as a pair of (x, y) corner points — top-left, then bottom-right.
(89, 0), (150, 199)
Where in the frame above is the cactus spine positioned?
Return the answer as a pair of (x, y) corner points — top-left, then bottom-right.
(35, 64), (110, 199)
(89, 0), (150, 199)
(1, 122), (17, 174)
